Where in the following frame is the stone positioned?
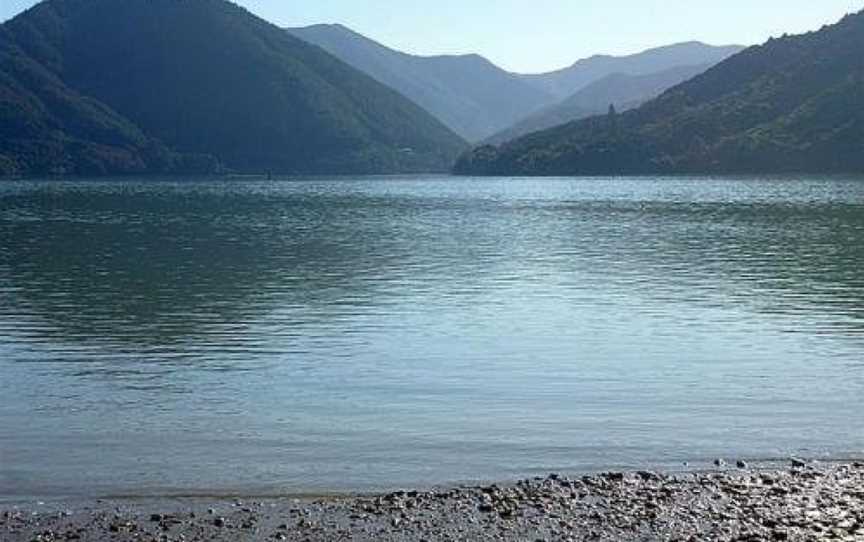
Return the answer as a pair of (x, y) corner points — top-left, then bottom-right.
(605, 472), (625, 482)
(636, 471), (661, 482)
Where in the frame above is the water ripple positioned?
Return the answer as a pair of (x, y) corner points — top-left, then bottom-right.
(1, 175), (863, 498)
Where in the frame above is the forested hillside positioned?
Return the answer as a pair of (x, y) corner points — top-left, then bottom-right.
(456, 12), (864, 176)
(0, 0), (466, 176)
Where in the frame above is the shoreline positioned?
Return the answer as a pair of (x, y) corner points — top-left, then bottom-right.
(3, 460), (863, 541)
(8, 457), (861, 505)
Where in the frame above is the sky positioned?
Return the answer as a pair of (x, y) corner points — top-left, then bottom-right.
(2, 0), (862, 72)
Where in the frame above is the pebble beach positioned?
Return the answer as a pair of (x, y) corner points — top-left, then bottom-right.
(4, 461), (863, 541)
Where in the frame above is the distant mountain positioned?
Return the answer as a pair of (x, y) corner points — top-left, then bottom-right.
(0, 0), (466, 177)
(485, 62), (717, 145)
(455, 11), (864, 176)
(519, 42), (745, 99)
(288, 24), (556, 142)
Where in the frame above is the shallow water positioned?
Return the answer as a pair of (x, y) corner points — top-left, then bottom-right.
(1, 175), (863, 499)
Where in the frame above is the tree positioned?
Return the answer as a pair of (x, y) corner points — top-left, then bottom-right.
(607, 104), (619, 138)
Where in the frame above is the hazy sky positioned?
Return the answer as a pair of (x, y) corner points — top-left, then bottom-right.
(2, 0), (862, 72)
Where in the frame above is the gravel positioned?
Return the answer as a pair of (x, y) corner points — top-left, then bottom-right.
(2, 461), (863, 541)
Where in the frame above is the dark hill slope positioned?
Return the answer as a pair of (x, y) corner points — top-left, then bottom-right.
(1, 0), (466, 176)
(456, 12), (864, 176)
(0, 24), (198, 175)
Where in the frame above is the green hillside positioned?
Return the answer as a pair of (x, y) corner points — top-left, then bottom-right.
(0, 24), (199, 175)
(485, 62), (719, 145)
(0, 0), (466, 176)
(456, 11), (864, 176)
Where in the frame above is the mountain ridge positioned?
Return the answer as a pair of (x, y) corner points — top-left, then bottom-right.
(455, 10), (864, 176)
(485, 62), (719, 145)
(287, 23), (556, 142)
(0, 0), (466, 176)
(517, 41), (745, 99)
(288, 24), (745, 145)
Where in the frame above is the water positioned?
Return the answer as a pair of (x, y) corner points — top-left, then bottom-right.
(1, 175), (863, 500)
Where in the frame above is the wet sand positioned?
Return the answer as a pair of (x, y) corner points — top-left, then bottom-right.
(3, 461), (863, 541)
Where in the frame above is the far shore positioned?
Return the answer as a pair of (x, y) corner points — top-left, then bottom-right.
(3, 460), (863, 541)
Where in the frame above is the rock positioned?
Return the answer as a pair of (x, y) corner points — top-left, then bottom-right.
(213, 517), (226, 528)
(149, 514), (163, 522)
(791, 458), (807, 468)
(636, 471), (661, 482)
(737, 460), (748, 469)
(605, 472), (625, 482)
(714, 459), (726, 467)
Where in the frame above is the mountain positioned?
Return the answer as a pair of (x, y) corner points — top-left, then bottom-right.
(0, 0), (466, 177)
(0, 23), (197, 176)
(455, 11), (864, 176)
(285, 26), (744, 144)
(485, 62), (717, 145)
(519, 42), (745, 99)
(287, 24), (556, 142)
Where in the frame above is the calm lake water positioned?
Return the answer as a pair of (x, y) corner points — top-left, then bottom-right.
(1, 175), (863, 500)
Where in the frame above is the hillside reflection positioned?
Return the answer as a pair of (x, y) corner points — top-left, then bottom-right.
(2, 178), (863, 356)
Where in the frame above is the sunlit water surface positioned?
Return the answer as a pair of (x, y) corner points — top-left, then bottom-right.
(1, 175), (863, 499)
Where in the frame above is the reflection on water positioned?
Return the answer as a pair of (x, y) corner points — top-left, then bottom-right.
(1, 176), (863, 499)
